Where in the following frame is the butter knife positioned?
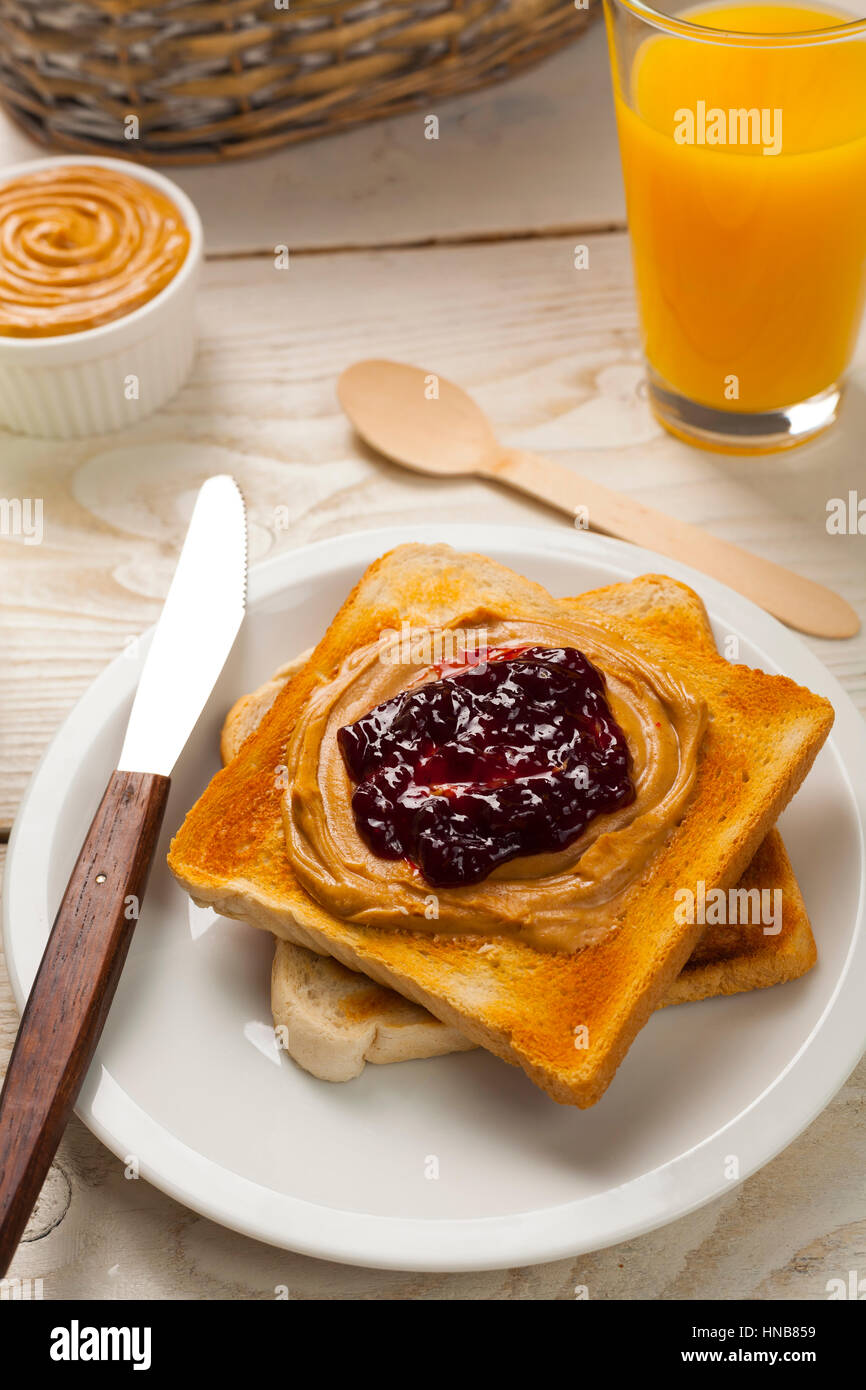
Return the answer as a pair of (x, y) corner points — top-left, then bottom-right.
(0, 474), (247, 1275)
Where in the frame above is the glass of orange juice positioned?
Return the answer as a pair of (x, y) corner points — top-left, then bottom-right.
(604, 0), (866, 451)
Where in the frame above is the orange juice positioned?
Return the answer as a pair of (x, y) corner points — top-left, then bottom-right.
(609, 3), (866, 413)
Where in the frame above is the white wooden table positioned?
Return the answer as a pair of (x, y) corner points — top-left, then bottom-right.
(1, 22), (864, 1300)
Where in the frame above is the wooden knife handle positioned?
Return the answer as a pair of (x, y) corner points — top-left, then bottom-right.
(0, 769), (169, 1276)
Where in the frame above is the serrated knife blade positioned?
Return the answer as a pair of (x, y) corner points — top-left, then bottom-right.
(0, 474), (247, 1276)
(118, 473), (247, 775)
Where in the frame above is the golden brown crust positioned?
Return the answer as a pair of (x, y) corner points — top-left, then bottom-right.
(219, 653), (310, 767)
(170, 546), (832, 1107)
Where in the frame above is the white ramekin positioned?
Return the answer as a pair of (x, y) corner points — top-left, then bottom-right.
(0, 155), (204, 439)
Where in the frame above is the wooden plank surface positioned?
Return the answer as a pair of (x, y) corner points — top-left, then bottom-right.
(2, 234), (863, 833)
(0, 24), (626, 256)
(1, 230), (864, 1299)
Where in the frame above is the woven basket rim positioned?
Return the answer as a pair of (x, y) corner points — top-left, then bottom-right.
(8, 0), (487, 16)
(0, 0), (596, 164)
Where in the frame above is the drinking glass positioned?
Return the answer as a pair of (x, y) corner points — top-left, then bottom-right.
(604, 0), (866, 451)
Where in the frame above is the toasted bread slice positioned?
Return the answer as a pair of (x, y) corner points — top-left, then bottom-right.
(269, 827), (813, 1080)
(223, 577), (816, 1082)
(169, 545), (833, 1106)
(567, 577), (819, 1004)
(662, 829), (816, 1004)
(269, 829), (814, 1079)
(271, 937), (476, 1081)
(219, 655), (311, 766)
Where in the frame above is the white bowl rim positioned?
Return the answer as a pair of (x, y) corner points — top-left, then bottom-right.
(0, 154), (203, 353)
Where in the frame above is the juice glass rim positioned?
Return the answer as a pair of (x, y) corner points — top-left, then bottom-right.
(606, 0), (866, 45)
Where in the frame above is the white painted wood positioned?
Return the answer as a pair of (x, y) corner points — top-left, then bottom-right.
(0, 25), (625, 255)
(1, 234), (863, 830)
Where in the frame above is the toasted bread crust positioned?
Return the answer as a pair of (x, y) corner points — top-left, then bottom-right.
(170, 547), (832, 1106)
(219, 653), (311, 767)
(271, 937), (476, 1081)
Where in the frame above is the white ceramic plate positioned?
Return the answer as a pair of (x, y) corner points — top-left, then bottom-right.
(5, 525), (865, 1272)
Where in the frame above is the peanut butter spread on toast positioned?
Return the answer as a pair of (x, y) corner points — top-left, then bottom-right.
(285, 617), (707, 953)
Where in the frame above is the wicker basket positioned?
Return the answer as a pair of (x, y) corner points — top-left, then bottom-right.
(0, 0), (596, 164)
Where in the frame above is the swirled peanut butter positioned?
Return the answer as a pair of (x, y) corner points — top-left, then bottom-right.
(284, 617), (707, 954)
(0, 165), (190, 337)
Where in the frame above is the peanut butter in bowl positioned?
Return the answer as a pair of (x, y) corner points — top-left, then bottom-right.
(0, 156), (202, 438)
(0, 163), (191, 338)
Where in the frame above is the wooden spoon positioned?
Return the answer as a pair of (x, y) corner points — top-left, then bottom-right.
(338, 360), (859, 639)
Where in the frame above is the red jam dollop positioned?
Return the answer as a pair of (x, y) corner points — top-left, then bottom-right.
(337, 646), (635, 889)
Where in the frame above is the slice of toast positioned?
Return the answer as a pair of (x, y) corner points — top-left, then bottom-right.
(270, 829), (813, 1081)
(223, 577), (817, 1082)
(271, 937), (477, 1082)
(219, 655), (310, 767)
(567, 577), (819, 1005)
(169, 545), (833, 1106)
